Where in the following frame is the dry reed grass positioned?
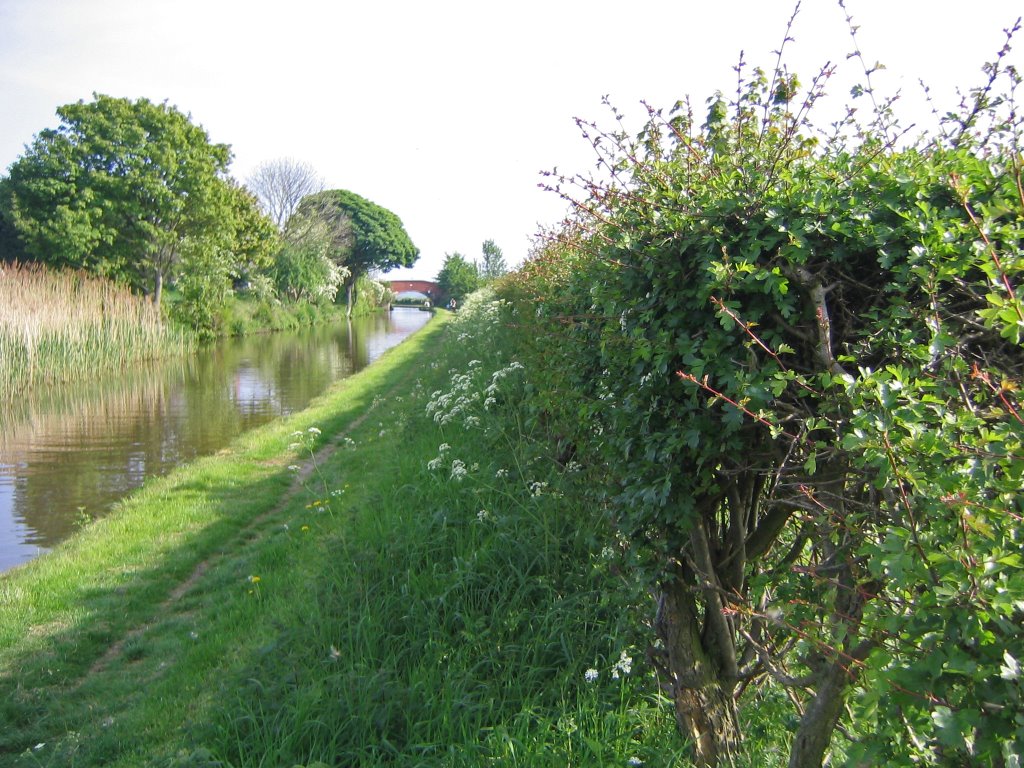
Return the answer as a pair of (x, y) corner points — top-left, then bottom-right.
(0, 261), (192, 399)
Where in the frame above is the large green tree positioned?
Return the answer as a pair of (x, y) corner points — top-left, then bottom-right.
(436, 252), (479, 306)
(291, 189), (418, 314)
(1, 94), (240, 308)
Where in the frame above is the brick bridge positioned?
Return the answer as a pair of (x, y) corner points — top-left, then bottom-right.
(388, 280), (440, 298)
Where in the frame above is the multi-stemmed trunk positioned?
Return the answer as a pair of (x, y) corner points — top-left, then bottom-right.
(657, 571), (742, 767)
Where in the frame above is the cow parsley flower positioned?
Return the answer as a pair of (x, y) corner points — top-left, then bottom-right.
(612, 649), (633, 679)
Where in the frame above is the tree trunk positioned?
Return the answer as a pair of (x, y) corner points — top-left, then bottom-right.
(787, 660), (849, 768)
(788, 487), (873, 768)
(657, 575), (741, 768)
(346, 279), (354, 318)
(154, 269), (163, 311)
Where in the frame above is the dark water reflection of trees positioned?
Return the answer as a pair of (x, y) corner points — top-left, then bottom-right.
(0, 309), (430, 572)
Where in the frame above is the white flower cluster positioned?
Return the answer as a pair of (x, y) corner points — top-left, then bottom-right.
(427, 442), (449, 471)
(583, 650), (634, 685)
(425, 359), (525, 429)
(450, 459), (468, 481)
(425, 443), (477, 483)
(611, 649), (633, 679)
(446, 288), (510, 341)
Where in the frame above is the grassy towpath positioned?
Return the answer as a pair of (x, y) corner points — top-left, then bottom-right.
(0, 315), (451, 765)
(0, 296), (685, 767)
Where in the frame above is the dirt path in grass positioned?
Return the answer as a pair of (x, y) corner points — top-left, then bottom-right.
(85, 374), (413, 680)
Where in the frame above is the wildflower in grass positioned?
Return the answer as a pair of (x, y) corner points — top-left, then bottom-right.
(247, 574), (262, 600)
(439, 443), (451, 453)
(288, 442), (302, 451)
(329, 488), (345, 497)
(288, 464), (301, 472)
(530, 481), (548, 497)
(565, 460), (582, 473)
(476, 509), (493, 523)
(495, 468), (509, 479)
(584, 668), (599, 683)
(341, 436), (356, 447)
(307, 427), (321, 435)
(427, 456), (444, 471)
(301, 525), (310, 532)
(329, 645), (341, 661)
(450, 459), (468, 481)
(611, 649), (633, 679)
(628, 758), (644, 766)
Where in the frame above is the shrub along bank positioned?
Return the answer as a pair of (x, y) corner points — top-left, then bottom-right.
(490, 40), (1024, 768)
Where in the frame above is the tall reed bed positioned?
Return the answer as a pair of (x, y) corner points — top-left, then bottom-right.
(0, 261), (192, 399)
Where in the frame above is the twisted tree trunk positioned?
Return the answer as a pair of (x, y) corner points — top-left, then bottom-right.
(657, 571), (741, 767)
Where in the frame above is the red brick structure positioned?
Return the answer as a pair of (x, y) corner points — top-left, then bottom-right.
(388, 280), (440, 297)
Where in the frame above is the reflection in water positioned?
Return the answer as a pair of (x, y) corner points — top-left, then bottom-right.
(0, 308), (431, 572)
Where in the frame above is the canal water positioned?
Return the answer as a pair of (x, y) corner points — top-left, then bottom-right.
(0, 308), (431, 573)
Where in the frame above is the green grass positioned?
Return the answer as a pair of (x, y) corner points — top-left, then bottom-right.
(0, 298), (784, 766)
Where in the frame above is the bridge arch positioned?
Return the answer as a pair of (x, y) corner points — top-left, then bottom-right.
(388, 280), (440, 298)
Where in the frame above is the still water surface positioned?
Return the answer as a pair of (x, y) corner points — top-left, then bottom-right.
(0, 308), (431, 572)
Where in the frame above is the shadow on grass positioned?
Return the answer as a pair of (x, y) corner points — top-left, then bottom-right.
(0, 453), (318, 765)
(0, 317), (459, 766)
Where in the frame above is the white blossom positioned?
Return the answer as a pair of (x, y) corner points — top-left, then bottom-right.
(612, 649), (633, 679)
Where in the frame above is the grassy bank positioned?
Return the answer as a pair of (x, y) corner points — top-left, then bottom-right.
(0, 262), (192, 399)
(0, 305), (704, 767)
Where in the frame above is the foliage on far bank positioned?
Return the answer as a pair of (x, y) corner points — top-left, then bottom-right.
(0, 95), (278, 313)
(0, 96), (418, 340)
(291, 189), (419, 314)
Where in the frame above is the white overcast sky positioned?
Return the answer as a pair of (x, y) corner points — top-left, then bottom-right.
(1, 1), (1020, 280)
